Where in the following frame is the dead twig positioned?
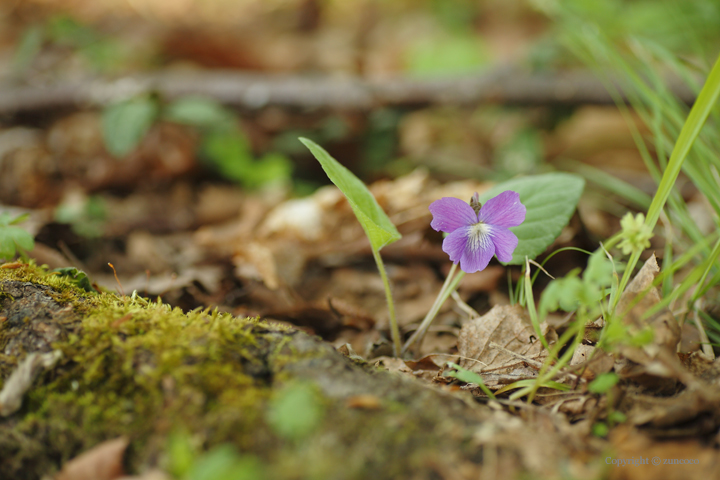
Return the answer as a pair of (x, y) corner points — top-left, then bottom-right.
(0, 68), (697, 116)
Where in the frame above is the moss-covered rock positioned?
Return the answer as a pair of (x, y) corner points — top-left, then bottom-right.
(0, 263), (490, 479)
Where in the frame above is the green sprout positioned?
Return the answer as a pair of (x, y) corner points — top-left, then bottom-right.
(0, 212), (34, 260)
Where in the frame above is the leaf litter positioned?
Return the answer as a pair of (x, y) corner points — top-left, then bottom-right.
(5, 158), (720, 478)
(55, 437), (130, 480)
(3, 2), (720, 477)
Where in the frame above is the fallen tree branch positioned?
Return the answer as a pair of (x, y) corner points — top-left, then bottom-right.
(0, 67), (696, 115)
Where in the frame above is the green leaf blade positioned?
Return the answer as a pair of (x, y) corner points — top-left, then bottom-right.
(588, 372), (619, 394)
(164, 96), (236, 131)
(7, 226), (34, 251)
(479, 173), (585, 264)
(102, 97), (158, 157)
(300, 137), (401, 251)
(0, 234), (16, 259)
(645, 52), (720, 230)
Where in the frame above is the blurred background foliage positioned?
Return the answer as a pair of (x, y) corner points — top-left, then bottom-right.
(1, 0), (719, 268)
(4, 0), (720, 194)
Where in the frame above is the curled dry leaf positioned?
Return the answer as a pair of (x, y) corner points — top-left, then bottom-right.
(624, 385), (720, 431)
(55, 436), (129, 480)
(569, 344), (614, 380)
(0, 350), (62, 416)
(614, 255), (697, 388)
(234, 241), (281, 289)
(617, 255), (681, 352)
(622, 354), (720, 431)
(457, 304), (556, 373)
(374, 355), (445, 383)
(110, 265), (224, 297)
(570, 344), (595, 366)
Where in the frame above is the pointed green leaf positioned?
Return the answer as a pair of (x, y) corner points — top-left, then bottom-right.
(8, 213), (30, 225)
(7, 226), (34, 251)
(588, 372), (619, 394)
(300, 138), (401, 251)
(164, 96), (236, 131)
(102, 97), (158, 157)
(479, 173), (585, 264)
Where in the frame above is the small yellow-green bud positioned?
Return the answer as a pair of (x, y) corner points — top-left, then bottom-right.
(618, 212), (653, 255)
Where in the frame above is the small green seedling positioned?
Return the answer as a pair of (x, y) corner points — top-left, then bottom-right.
(301, 138), (403, 355)
(0, 212), (34, 260)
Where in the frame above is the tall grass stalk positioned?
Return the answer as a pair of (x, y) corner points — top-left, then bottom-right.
(619, 52), (720, 308)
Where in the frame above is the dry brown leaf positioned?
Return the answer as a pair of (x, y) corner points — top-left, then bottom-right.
(319, 265), (441, 330)
(457, 304), (555, 373)
(346, 394), (382, 410)
(234, 241), (281, 289)
(126, 231), (174, 273)
(47, 113), (197, 194)
(571, 344), (595, 366)
(609, 425), (720, 480)
(117, 470), (170, 480)
(613, 255), (695, 388)
(570, 345), (614, 380)
(404, 355), (445, 371)
(332, 329), (383, 358)
(617, 255), (681, 353)
(473, 409), (603, 480)
(416, 331), (459, 358)
(699, 355), (720, 384)
(679, 323), (702, 354)
(260, 191), (336, 242)
(56, 436), (130, 480)
(623, 386), (720, 432)
(373, 355), (446, 383)
(373, 356), (412, 375)
(682, 351), (716, 378)
(110, 265), (224, 296)
(194, 184), (246, 225)
(264, 304), (344, 339)
(550, 395), (599, 416)
(194, 193), (275, 255)
(474, 367), (540, 389)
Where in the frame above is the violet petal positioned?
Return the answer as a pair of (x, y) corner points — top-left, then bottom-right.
(478, 191), (526, 228)
(488, 226), (518, 263)
(441, 226), (471, 264)
(429, 197), (478, 233)
(460, 231), (495, 273)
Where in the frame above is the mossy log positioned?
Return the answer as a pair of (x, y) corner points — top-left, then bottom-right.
(0, 264), (505, 480)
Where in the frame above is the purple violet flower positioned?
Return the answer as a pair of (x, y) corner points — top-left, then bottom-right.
(429, 190), (526, 273)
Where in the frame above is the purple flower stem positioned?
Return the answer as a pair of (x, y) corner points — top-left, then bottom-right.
(401, 263), (465, 356)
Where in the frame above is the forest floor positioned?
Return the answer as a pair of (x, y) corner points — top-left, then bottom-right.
(1, 1), (720, 479)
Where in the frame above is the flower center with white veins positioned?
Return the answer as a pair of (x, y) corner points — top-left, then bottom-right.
(467, 222), (491, 252)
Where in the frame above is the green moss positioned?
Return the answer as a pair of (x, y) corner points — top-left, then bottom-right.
(0, 262), (492, 480)
(0, 263), (302, 477)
